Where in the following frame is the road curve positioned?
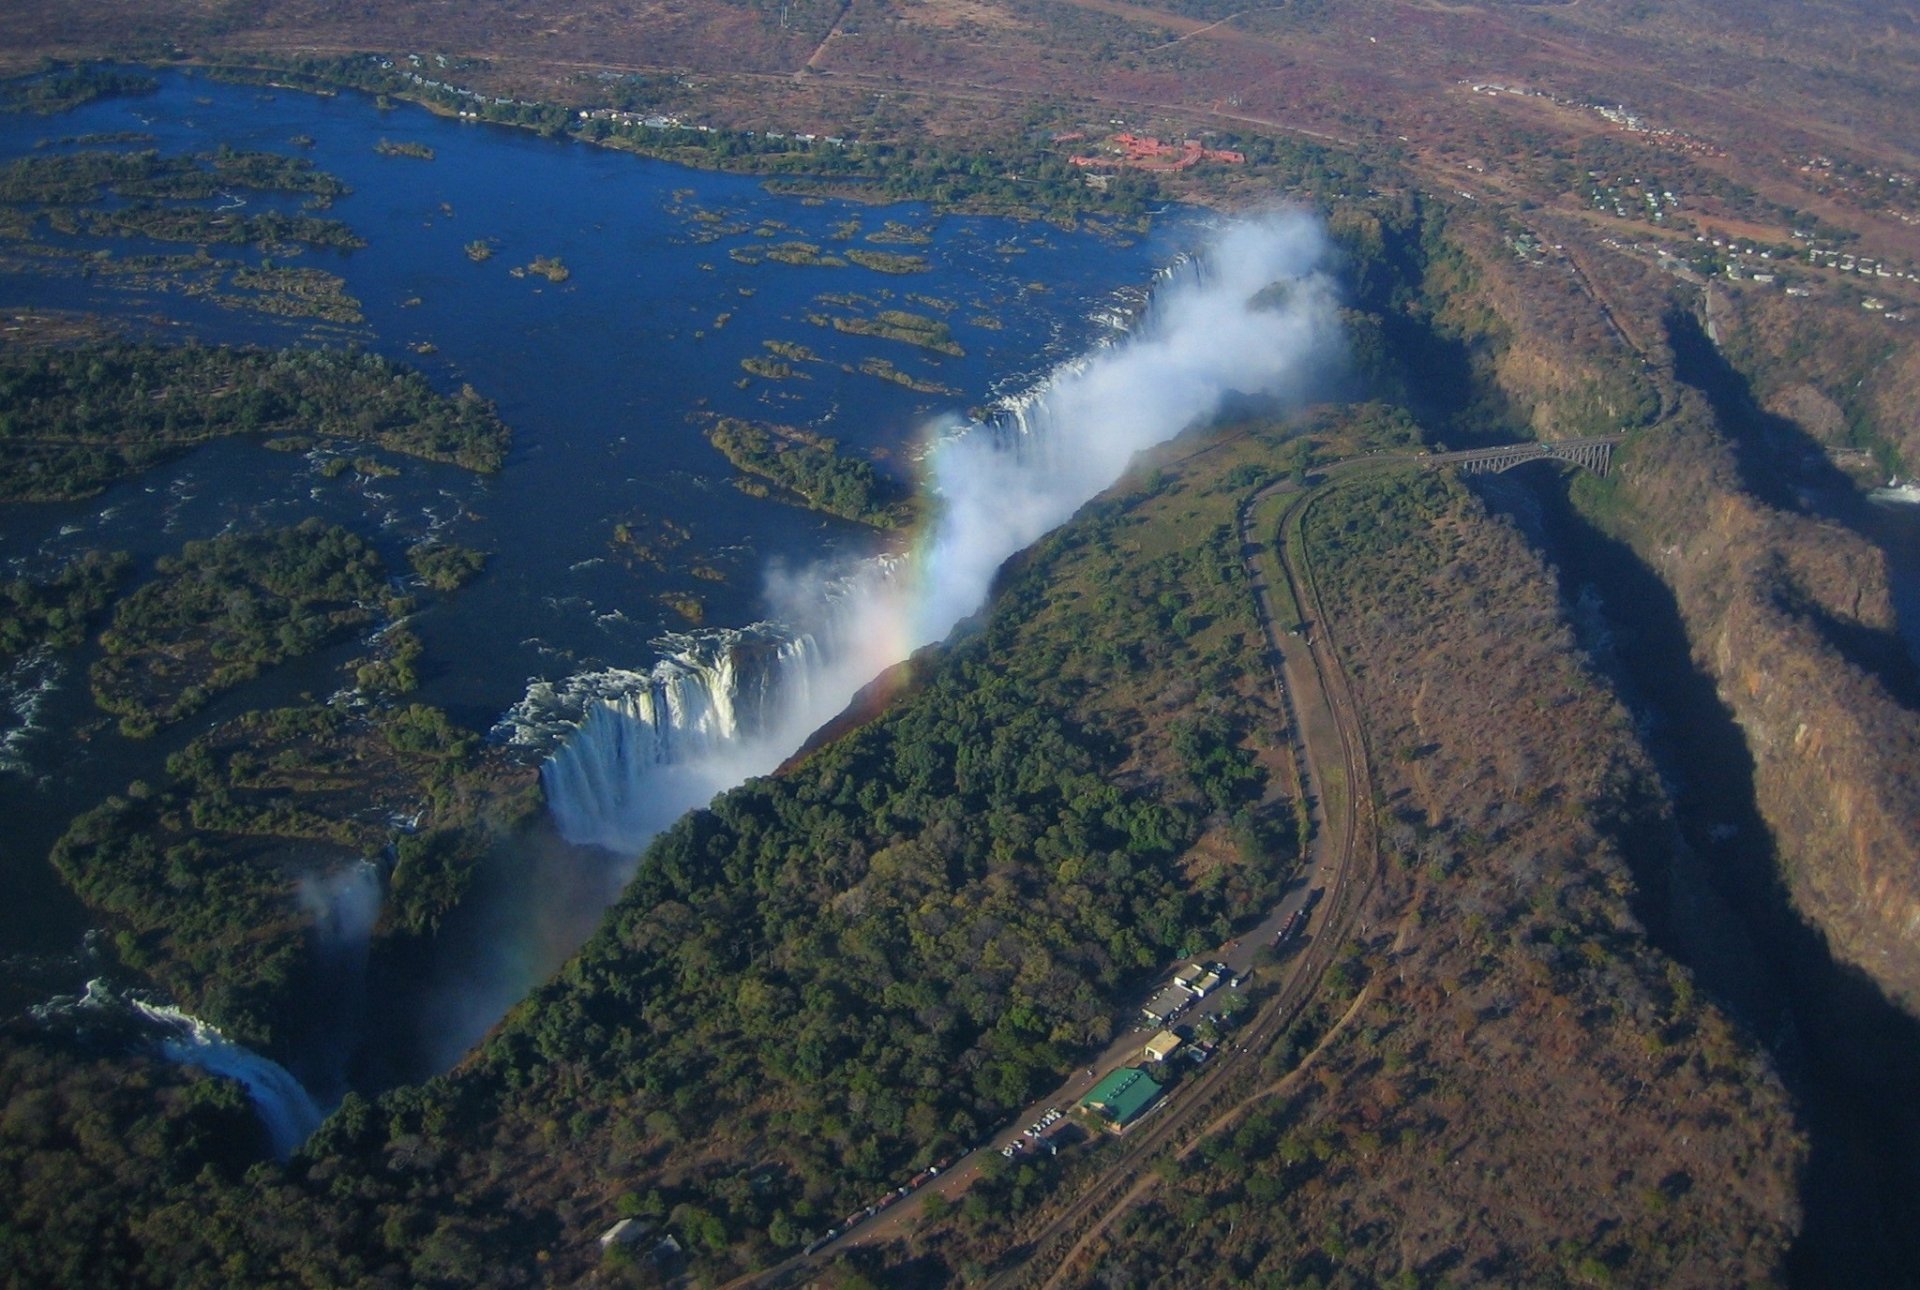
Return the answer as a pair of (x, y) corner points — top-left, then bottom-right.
(978, 478), (1380, 1290)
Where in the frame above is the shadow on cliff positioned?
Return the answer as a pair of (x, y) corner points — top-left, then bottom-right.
(1666, 308), (1920, 709)
(1479, 462), (1920, 1290)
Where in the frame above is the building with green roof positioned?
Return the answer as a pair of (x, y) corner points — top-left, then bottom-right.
(1080, 1067), (1163, 1129)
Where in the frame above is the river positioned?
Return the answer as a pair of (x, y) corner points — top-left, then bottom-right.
(0, 68), (1200, 1085)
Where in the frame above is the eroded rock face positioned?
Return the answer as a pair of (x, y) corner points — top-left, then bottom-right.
(1709, 284), (1920, 478)
(1712, 593), (1920, 1006)
(1765, 383), (1847, 445)
(1627, 414), (1920, 1014)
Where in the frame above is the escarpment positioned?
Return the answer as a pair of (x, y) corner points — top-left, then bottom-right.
(1616, 405), (1920, 1013)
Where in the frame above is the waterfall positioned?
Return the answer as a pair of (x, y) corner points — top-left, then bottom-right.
(133, 1000), (326, 1159)
(506, 211), (1340, 864)
(33, 979), (326, 1160)
(497, 624), (835, 855)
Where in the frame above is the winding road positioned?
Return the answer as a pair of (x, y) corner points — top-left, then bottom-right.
(724, 435), (1630, 1286)
(736, 464), (1383, 1288)
(973, 477), (1380, 1290)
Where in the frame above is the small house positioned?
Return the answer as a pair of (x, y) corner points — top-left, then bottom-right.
(1144, 1030), (1183, 1063)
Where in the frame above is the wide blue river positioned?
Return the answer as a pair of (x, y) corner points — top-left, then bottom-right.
(0, 69), (1200, 1081)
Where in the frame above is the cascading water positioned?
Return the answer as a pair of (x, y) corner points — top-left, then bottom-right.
(33, 979), (325, 1160)
(134, 1000), (326, 1159)
(498, 624), (840, 855)
(505, 210), (1342, 873)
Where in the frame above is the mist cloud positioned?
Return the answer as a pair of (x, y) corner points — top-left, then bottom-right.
(528, 207), (1342, 853)
(482, 209), (1344, 1071)
(904, 208), (1340, 642)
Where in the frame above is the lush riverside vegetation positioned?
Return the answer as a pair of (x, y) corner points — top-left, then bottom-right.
(53, 699), (537, 1053)
(0, 1031), (273, 1284)
(90, 520), (391, 736)
(0, 342), (510, 499)
(0, 144), (349, 205)
(197, 53), (1162, 220)
(0, 65), (157, 116)
(0, 548), (128, 661)
(705, 416), (911, 527)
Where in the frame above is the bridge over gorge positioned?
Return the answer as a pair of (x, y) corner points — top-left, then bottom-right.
(1425, 435), (1623, 477)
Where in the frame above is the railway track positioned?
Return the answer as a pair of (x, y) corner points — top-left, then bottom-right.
(741, 448), (1627, 1288)
(980, 479), (1381, 1289)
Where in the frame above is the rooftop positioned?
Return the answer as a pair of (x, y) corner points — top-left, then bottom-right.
(1081, 1067), (1164, 1127)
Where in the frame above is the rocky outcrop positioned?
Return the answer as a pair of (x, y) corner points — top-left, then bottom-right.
(1620, 404), (1920, 1013)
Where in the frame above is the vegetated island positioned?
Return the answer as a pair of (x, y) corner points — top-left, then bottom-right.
(61, 204), (363, 250)
(373, 137), (434, 160)
(705, 416), (914, 528)
(729, 240), (848, 269)
(739, 337), (815, 381)
(0, 144), (351, 205)
(0, 145), (367, 320)
(851, 355), (957, 395)
(406, 540), (487, 592)
(0, 548), (129, 662)
(89, 519), (395, 737)
(511, 254), (569, 282)
(813, 307), (964, 357)
(53, 699), (539, 1054)
(845, 248), (929, 274)
(0, 340), (511, 500)
(0, 144), (358, 249)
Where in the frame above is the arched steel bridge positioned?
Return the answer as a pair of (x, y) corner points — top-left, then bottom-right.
(1423, 435), (1623, 476)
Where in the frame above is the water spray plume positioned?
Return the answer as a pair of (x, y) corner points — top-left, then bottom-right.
(484, 207), (1342, 1034)
(508, 210), (1339, 854)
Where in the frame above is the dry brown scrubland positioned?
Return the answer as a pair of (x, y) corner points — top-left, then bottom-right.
(1426, 213), (1658, 441)
(1611, 402), (1920, 1013)
(1063, 465), (1803, 1288)
(1425, 210), (1920, 1027)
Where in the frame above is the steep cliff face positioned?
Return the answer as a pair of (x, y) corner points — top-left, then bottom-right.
(1403, 217), (1920, 1021)
(1711, 586), (1920, 996)
(1709, 282), (1920, 476)
(1616, 407), (1920, 1013)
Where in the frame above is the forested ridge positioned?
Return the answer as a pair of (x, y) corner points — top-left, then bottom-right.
(2, 406), (1304, 1286)
(283, 431), (1302, 1284)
